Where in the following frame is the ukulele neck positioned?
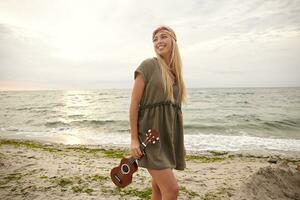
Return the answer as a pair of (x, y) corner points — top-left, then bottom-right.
(140, 142), (146, 153)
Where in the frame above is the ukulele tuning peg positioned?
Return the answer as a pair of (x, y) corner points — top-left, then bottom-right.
(152, 141), (155, 144)
(148, 129), (151, 133)
(156, 137), (159, 140)
(146, 133), (148, 137)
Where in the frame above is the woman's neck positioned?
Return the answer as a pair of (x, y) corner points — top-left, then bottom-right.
(161, 53), (171, 66)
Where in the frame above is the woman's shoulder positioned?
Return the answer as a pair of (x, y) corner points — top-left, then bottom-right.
(135, 57), (158, 82)
(140, 57), (157, 67)
(137, 57), (158, 73)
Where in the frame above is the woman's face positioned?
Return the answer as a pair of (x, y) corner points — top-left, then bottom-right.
(153, 30), (172, 59)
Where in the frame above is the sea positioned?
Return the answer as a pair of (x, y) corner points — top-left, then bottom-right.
(1, 87), (300, 155)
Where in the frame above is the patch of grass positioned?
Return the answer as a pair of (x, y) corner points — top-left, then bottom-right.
(242, 154), (269, 159)
(1, 139), (128, 158)
(87, 174), (108, 183)
(208, 151), (228, 156)
(66, 146), (104, 154)
(56, 177), (74, 187)
(43, 147), (60, 153)
(73, 176), (84, 184)
(50, 174), (108, 187)
(0, 139), (60, 153)
(203, 191), (220, 200)
(102, 149), (127, 158)
(179, 186), (199, 198)
(72, 185), (94, 195)
(100, 187), (109, 194)
(0, 139), (40, 148)
(47, 175), (108, 195)
(66, 146), (127, 158)
(40, 175), (49, 179)
(186, 155), (226, 163)
(122, 187), (152, 199)
(109, 187), (152, 199)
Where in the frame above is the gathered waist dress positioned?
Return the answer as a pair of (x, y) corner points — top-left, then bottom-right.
(134, 57), (186, 170)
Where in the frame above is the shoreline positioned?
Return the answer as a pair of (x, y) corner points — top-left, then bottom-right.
(1, 135), (300, 160)
(0, 138), (299, 200)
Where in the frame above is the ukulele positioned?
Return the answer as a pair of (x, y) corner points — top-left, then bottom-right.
(110, 128), (160, 188)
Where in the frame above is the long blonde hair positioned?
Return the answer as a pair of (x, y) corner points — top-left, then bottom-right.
(152, 25), (187, 104)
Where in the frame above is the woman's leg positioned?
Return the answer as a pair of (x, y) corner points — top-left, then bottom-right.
(150, 178), (162, 200)
(147, 168), (179, 200)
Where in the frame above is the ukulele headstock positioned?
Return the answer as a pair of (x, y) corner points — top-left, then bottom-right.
(144, 128), (160, 145)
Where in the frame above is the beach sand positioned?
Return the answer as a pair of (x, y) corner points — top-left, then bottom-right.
(0, 139), (299, 200)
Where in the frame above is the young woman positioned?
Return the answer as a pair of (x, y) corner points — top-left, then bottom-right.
(129, 25), (187, 200)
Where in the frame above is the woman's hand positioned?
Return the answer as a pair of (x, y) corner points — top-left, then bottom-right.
(130, 138), (143, 159)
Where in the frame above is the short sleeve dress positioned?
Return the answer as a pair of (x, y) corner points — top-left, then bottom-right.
(134, 57), (186, 170)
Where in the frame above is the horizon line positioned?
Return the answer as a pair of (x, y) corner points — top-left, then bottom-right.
(1, 86), (300, 92)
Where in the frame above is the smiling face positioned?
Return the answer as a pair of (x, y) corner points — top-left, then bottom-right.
(153, 30), (173, 60)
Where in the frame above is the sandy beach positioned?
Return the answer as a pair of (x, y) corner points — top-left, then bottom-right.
(0, 139), (299, 200)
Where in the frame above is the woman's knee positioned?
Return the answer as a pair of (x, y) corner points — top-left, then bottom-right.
(148, 168), (179, 197)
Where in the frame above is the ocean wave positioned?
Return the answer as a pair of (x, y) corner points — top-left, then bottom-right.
(185, 119), (300, 133)
(16, 106), (49, 111)
(47, 103), (66, 107)
(44, 119), (128, 128)
(225, 92), (254, 95)
(75, 119), (127, 126)
(15, 106), (65, 114)
(68, 114), (85, 119)
(3, 127), (20, 132)
(236, 101), (249, 104)
(262, 119), (300, 129)
(225, 114), (262, 121)
(45, 121), (70, 127)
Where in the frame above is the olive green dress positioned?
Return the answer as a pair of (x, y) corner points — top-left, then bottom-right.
(134, 57), (186, 170)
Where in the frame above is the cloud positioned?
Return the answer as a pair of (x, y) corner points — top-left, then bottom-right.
(0, 0), (300, 89)
(0, 23), (133, 87)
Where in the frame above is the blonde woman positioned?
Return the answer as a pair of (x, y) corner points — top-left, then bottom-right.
(129, 25), (187, 200)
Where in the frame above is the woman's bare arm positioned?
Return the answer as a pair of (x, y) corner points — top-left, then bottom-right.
(129, 73), (145, 158)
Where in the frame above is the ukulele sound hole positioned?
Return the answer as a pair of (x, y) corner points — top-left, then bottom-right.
(121, 164), (130, 174)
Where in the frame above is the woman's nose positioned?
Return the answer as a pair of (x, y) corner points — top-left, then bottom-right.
(157, 39), (163, 44)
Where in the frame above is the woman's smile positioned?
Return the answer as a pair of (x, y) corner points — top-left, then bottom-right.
(157, 44), (167, 51)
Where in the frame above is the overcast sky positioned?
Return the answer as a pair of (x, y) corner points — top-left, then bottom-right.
(0, 0), (300, 90)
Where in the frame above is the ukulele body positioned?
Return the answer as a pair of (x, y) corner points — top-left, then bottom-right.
(110, 128), (159, 188)
(110, 157), (138, 188)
